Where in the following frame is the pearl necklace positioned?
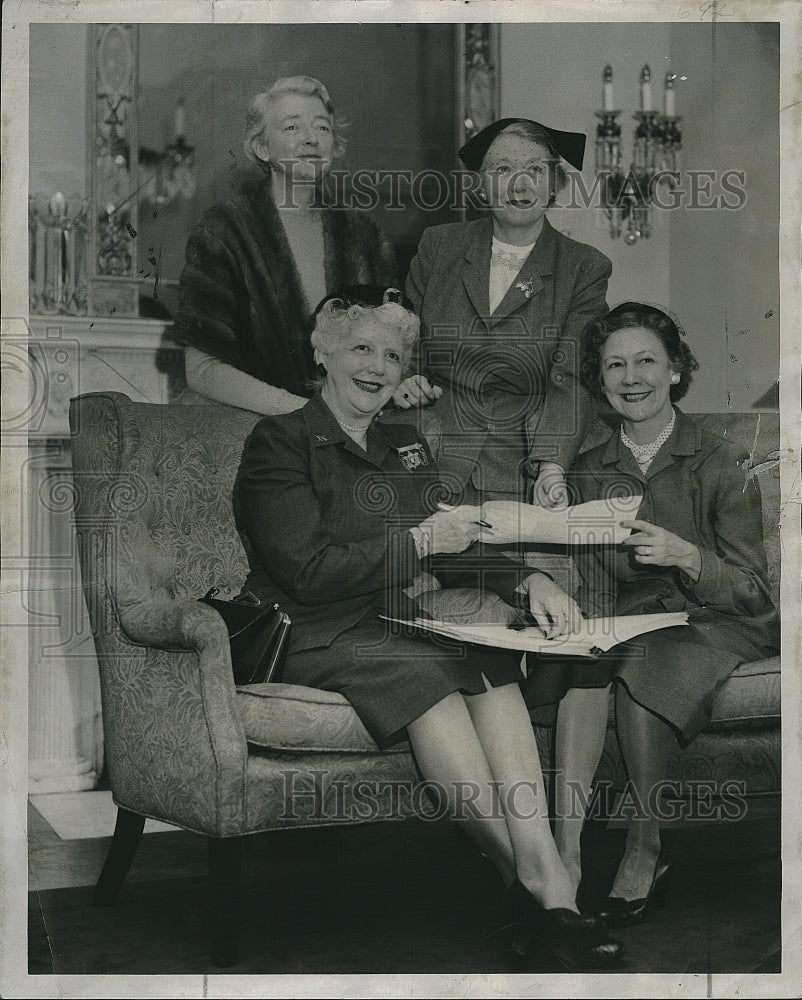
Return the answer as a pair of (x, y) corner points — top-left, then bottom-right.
(621, 411), (676, 470)
(322, 390), (371, 434)
(335, 417), (369, 434)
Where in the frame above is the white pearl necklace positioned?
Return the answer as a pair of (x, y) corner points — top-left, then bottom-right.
(335, 417), (369, 434)
(621, 411), (676, 470)
(322, 390), (371, 434)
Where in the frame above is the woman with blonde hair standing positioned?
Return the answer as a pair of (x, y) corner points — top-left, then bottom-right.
(175, 76), (397, 414)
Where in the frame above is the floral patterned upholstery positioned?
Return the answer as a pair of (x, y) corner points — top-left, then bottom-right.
(69, 392), (422, 837)
(237, 683), (410, 755)
(70, 392), (781, 837)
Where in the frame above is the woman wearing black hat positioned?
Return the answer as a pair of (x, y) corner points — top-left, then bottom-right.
(394, 117), (612, 509)
(235, 285), (626, 971)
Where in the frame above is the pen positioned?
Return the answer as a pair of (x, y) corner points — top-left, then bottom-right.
(437, 501), (493, 529)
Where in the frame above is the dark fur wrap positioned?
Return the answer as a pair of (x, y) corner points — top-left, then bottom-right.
(174, 179), (398, 397)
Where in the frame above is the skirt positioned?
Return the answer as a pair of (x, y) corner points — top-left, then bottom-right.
(281, 615), (525, 748)
(524, 618), (777, 746)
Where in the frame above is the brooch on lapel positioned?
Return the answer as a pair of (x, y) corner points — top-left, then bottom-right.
(515, 278), (536, 299)
(396, 442), (428, 471)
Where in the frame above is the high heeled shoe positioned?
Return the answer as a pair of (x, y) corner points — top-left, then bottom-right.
(597, 847), (672, 927)
(502, 880), (627, 972)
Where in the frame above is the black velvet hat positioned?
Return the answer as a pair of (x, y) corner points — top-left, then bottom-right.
(309, 285), (416, 331)
(313, 285), (415, 313)
(458, 118), (586, 172)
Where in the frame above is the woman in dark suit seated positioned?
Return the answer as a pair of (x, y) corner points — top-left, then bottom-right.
(525, 302), (780, 923)
(174, 76), (396, 415)
(394, 117), (612, 509)
(234, 285), (625, 970)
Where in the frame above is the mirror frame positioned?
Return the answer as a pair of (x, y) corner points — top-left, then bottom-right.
(88, 22), (141, 317)
(85, 21), (499, 319)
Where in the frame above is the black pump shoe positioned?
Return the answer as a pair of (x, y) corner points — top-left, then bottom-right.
(598, 848), (672, 927)
(503, 880), (626, 972)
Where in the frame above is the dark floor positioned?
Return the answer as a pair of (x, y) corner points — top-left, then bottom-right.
(27, 795), (782, 978)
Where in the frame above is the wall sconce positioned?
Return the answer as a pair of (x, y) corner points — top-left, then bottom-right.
(139, 99), (196, 207)
(29, 191), (89, 315)
(595, 65), (683, 244)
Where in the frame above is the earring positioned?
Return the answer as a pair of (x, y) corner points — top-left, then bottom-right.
(316, 362), (328, 377)
(670, 373), (680, 384)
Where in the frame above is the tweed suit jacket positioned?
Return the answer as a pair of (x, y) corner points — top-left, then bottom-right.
(404, 216), (612, 495)
(235, 393), (535, 652)
(570, 408), (779, 649)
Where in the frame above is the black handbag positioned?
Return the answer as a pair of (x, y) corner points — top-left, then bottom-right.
(199, 588), (291, 686)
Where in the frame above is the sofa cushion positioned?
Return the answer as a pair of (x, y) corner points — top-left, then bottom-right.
(593, 655), (781, 732)
(236, 682), (409, 754)
(707, 655), (781, 729)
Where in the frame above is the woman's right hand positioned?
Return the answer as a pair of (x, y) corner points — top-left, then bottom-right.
(414, 507), (483, 554)
(523, 573), (584, 638)
(393, 375), (442, 409)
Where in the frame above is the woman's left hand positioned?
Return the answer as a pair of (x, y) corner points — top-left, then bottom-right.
(530, 463), (569, 509)
(524, 573), (584, 639)
(620, 519), (702, 581)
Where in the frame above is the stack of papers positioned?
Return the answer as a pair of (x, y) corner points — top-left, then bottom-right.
(379, 612), (689, 658)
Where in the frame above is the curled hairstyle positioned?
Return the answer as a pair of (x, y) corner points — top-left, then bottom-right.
(581, 301), (699, 402)
(310, 287), (420, 373)
(243, 76), (346, 171)
(484, 122), (569, 206)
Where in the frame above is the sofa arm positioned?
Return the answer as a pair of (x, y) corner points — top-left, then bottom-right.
(104, 597), (250, 836)
(120, 596), (230, 657)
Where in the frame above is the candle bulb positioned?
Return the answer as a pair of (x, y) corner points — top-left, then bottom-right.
(640, 64), (652, 112)
(603, 65), (614, 112)
(175, 100), (185, 140)
(49, 191), (66, 218)
(664, 72), (676, 117)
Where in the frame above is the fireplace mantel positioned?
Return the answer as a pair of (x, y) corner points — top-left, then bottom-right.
(19, 315), (184, 792)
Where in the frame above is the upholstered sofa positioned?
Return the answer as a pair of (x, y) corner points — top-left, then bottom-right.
(528, 411), (782, 802)
(412, 403), (782, 801)
(69, 392), (781, 960)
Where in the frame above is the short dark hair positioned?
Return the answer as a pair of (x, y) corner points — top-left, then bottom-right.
(581, 301), (699, 402)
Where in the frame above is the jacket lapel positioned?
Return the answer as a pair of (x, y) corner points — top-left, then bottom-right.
(648, 408), (703, 479)
(304, 394), (395, 469)
(599, 425), (646, 482)
(460, 219), (493, 324)
(490, 217), (556, 320)
(599, 407), (701, 481)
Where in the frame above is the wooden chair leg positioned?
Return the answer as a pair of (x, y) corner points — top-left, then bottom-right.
(93, 807), (146, 906)
(207, 836), (243, 968)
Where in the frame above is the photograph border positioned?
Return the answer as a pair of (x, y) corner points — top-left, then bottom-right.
(2, 1), (800, 997)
